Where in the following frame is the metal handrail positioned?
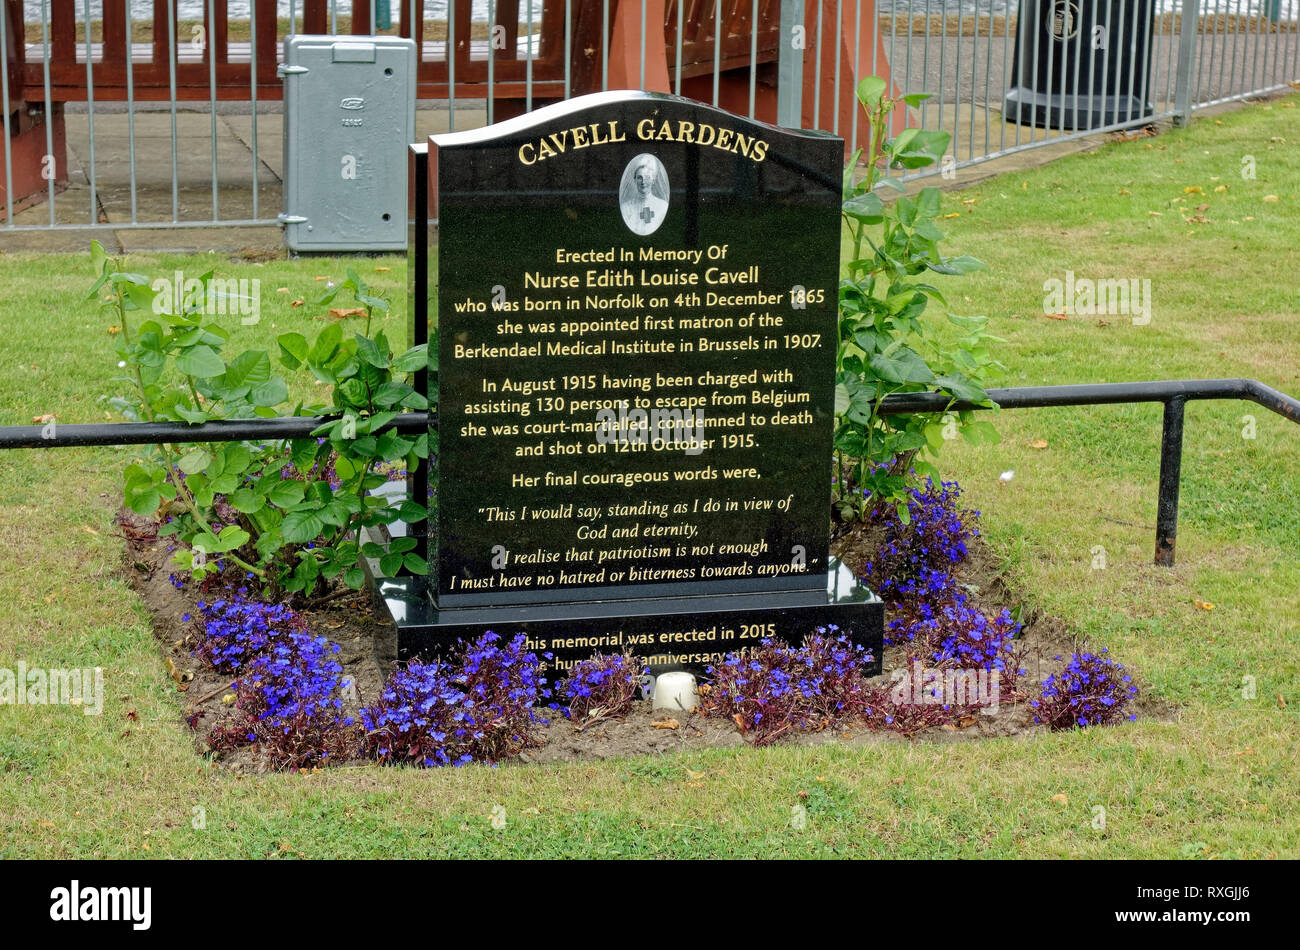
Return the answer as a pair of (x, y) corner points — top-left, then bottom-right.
(876, 378), (1300, 418)
(1, 378), (1297, 567)
(0, 412), (430, 450)
(876, 378), (1300, 566)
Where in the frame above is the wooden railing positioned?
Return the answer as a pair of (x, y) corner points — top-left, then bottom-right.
(14, 0), (581, 103)
(12, 0), (794, 105)
(665, 0), (783, 78)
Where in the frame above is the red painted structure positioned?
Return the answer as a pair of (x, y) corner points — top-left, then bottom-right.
(4, 0), (893, 216)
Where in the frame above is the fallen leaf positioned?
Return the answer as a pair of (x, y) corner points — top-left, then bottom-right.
(1096, 319), (1111, 327)
(119, 729), (131, 739)
(797, 789), (809, 799)
(1148, 210), (1162, 216)
(165, 657), (194, 689)
(82, 526), (99, 536)
(313, 275), (332, 281)
(1184, 185), (1202, 194)
(1196, 204), (1209, 212)
(329, 307), (367, 318)
(38, 820), (55, 829)
(374, 266), (392, 272)
(1030, 439), (1049, 449)
(125, 709), (138, 721)
(290, 299), (304, 307)
(1051, 793), (1069, 805)
(221, 693), (237, 705)
(32, 413), (55, 423)
(1279, 694), (1287, 709)
(1117, 189), (1131, 195)
(943, 212), (961, 219)
(107, 326), (121, 335)
(1194, 600), (1215, 610)
(685, 781), (704, 789)
(1044, 312), (1068, 320)
(1235, 748), (1255, 756)
(731, 713), (745, 730)
(652, 717), (680, 730)
(956, 714), (979, 728)
(1262, 195), (1279, 203)
(276, 287), (290, 294)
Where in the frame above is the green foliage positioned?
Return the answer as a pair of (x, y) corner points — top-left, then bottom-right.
(91, 244), (431, 600)
(835, 78), (1003, 522)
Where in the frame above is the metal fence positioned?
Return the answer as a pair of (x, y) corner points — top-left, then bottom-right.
(2, 0), (1297, 235)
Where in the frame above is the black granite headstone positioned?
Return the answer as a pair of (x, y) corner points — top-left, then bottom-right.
(378, 91), (882, 677)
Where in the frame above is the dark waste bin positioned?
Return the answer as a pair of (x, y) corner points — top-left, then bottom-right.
(1002, 0), (1155, 130)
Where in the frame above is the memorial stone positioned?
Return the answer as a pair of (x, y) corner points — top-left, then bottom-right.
(377, 91), (883, 677)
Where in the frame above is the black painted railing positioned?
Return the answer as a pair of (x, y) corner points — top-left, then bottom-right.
(876, 379), (1300, 565)
(1, 378), (1297, 568)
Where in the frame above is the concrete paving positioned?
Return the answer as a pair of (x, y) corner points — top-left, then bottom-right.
(0, 102), (490, 254)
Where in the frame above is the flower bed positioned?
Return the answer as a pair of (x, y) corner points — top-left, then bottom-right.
(118, 476), (1152, 773)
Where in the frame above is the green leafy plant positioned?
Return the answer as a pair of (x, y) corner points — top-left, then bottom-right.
(282, 269), (432, 594)
(91, 243), (431, 601)
(835, 77), (1003, 523)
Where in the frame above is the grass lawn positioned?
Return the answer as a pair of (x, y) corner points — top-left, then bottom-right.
(0, 95), (1297, 859)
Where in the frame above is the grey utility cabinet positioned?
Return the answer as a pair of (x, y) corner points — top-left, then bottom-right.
(280, 34), (416, 252)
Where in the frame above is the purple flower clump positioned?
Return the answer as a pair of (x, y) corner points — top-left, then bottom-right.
(360, 631), (552, 767)
(558, 651), (644, 721)
(1031, 649), (1139, 730)
(209, 623), (357, 769)
(889, 591), (1026, 677)
(361, 661), (472, 767)
(864, 479), (979, 602)
(193, 595), (304, 674)
(703, 628), (873, 746)
(457, 632), (553, 761)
